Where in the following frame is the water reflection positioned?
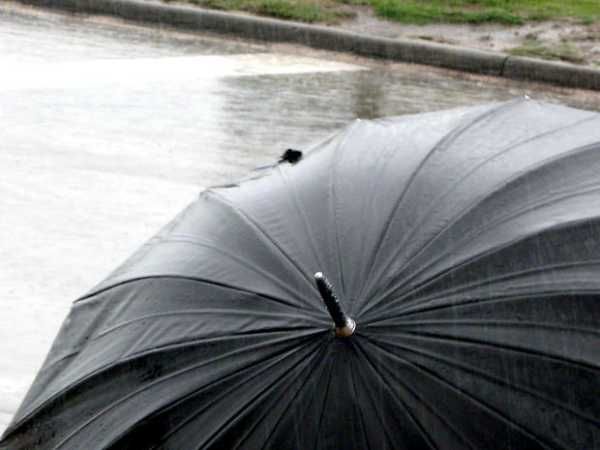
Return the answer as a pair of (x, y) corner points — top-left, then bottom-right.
(351, 71), (384, 119)
(216, 65), (600, 173)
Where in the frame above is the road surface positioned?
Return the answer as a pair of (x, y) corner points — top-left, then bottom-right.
(2, 1), (600, 433)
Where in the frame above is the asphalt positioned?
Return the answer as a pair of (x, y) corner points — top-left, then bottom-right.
(3, 2), (600, 434)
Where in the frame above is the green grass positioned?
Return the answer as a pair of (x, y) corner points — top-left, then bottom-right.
(370, 0), (600, 25)
(165, 0), (600, 25)
(508, 38), (586, 64)
(370, 1), (521, 25)
(167, 0), (352, 23)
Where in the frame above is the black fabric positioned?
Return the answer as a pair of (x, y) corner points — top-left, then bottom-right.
(2, 99), (600, 449)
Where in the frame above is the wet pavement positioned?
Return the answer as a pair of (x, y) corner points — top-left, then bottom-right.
(2, 1), (600, 433)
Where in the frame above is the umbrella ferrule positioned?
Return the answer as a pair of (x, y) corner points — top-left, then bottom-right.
(314, 272), (356, 337)
(336, 317), (356, 337)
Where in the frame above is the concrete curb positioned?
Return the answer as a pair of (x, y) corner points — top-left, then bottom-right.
(10, 0), (600, 90)
(503, 56), (600, 90)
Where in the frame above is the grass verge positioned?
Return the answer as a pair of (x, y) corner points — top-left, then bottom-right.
(370, 1), (600, 25)
(163, 0), (600, 26)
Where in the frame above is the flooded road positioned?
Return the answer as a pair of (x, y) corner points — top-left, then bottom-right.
(2, 1), (600, 433)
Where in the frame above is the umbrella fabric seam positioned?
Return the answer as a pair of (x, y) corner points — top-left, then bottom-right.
(363, 140), (600, 314)
(362, 113), (600, 307)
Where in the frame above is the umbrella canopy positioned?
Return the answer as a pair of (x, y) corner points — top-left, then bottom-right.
(2, 99), (599, 450)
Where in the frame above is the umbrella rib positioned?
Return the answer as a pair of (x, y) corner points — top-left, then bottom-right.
(366, 319), (600, 338)
(349, 360), (397, 450)
(367, 334), (600, 427)
(353, 340), (440, 450)
(187, 340), (325, 450)
(364, 260), (600, 322)
(145, 339), (320, 450)
(123, 327), (322, 361)
(44, 325), (322, 377)
(76, 274), (309, 313)
(348, 346), (373, 450)
(313, 347), (338, 450)
(358, 101), (519, 302)
(94, 309), (325, 340)
(361, 140), (600, 316)
(371, 182), (600, 311)
(388, 328), (600, 371)
(13, 330), (322, 438)
(362, 214), (600, 319)
(277, 165), (327, 272)
(364, 337), (558, 450)
(158, 234), (319, 308)
(368, 290), (600, 326)
(255, 345), (332, 450)
(55, 337), (321, 450)
(359, 113), (599, 307)
(205, 189), (318, 294)
(234, 343), (330, 450)
(329, 121), (363, 298)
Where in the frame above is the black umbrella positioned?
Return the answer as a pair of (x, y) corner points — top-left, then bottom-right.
(2, 99), (599, 450)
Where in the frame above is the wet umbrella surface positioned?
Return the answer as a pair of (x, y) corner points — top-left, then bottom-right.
(2, 99), (599, 450)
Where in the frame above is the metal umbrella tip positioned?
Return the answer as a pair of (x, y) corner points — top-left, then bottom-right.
(314, 271), (355, 337)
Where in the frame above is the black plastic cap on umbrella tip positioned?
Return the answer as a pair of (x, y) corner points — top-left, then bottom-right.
(314, 272), (356, 337)
(279, 148), (303, 164)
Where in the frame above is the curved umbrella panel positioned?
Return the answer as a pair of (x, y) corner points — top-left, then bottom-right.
(85, 102), (500, 307)
(5, 278), (329, 449)
(357, 104), (600, 308)
(80, 100), (600, 314)
(2, 99), (600, 450)
(367, 217), (600, 322)
(85, 194), (323, 313)
(367, 140), (600, 307)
